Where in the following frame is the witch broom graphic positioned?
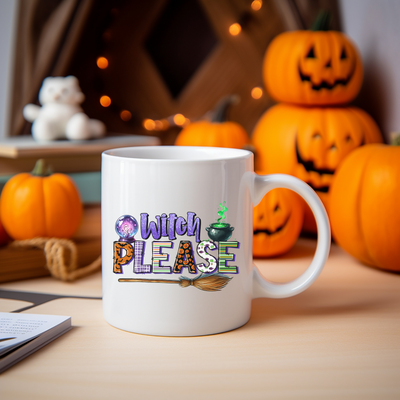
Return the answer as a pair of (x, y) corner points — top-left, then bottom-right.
(119, 274), (232, 292)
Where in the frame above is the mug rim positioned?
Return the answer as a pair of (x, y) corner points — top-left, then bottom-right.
(102, 146), (253, 163)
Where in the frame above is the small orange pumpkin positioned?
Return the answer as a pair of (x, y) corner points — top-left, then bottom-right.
(263, 13), (363, 106)
(0, 159), (82, 240)
(175, 96), (249, 148)
(253, 188), (304, 257)
(330, 143), (400, 272)
(252, 103), (383, 232)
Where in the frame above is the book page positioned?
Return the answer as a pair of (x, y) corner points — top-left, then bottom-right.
(0, 312), (71, 357)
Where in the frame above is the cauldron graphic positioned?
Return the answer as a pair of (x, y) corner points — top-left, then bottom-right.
(206, 222), (234, 242)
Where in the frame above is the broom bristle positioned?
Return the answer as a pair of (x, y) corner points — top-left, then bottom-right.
(179, 274), (232, 291)
(179, 278), (192, 288)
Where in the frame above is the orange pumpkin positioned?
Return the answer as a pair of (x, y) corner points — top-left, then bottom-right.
(252, 103), (383, 232)
(253, 188), (304, 257)
(263, 27), (363, 106)
(0, 159), (82, 240)
(330, 144), (400, 271)
(175, 96), (249, 148)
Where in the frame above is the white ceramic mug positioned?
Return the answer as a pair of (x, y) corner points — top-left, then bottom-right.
(101, 146), (330, 336)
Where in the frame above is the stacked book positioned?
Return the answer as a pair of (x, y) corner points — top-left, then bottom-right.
(0, 135), (160, 283)
(0, 312), (71, 373)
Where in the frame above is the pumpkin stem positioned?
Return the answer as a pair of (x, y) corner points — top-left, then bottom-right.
(32, 159), (53, 177)
(391, 132), (400, 146)
(311, 10), (332, 31)
(211, 95), (240, 123)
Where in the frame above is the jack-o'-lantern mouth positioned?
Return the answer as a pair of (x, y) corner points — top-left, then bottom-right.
(295, 140), (334, 193)
(254, 215), (290, 236)
(298, 63), (355, 91)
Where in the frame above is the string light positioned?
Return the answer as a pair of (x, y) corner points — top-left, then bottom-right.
(229, 23), (242, 36)
(154, 120), (164, 130)
(173, 113), (186, 126)
(251, 0), (262, 11)
(96, 4), (263, 130)
(160, 119), (169, 130)
(143, 119), (156, 130)
(251, 87), (263, 99)
(120, 110), (132, 121)
(100, 95), (111, 107)
(142, 114), (190, 131)
(96, 57), (109, 69)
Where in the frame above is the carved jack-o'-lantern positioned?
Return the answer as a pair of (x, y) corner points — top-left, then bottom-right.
(253, 188), (304, 257)
(252, 104), (383, 232)
(263, 29), (363, 106)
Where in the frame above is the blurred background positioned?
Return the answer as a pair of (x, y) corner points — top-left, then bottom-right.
(0, 0), (399, 144)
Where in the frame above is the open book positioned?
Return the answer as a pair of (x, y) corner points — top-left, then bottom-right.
(0, 312), (71, 373)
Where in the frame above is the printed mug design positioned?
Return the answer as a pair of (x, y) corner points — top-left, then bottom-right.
(113, 204), (239, 292)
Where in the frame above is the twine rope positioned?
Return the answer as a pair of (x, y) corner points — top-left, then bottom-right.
(11, 238), (101, 282)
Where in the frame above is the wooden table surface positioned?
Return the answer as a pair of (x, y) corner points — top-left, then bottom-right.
(0, 238), (399, 400)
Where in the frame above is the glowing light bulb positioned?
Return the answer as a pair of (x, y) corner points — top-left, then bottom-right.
(143, 119), (156, 130)
(97, 57), (109, 69)
(100, 95), (111, 107)
(154, 120), (164, 130)
(251, 0), (262, 11)
(120, 110), (132, 121)
(229, 23), (242, 36)
(251, 87), (263, 99)
(173, 114), (186, 126)
(160, 119), (169, 130)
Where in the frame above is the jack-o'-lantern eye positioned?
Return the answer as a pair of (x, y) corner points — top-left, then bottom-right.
(306, 47), (316, 59)
(274, 205), (280, 212)
(312, 133), (322, 139)
(345, 134), (352, 142)
(340, 48), (347, 60)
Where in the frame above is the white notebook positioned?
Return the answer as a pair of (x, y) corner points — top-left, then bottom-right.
(0, 312), (71, 373)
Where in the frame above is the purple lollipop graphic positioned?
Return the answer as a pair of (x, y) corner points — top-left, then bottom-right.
(115, 215), (138, 242)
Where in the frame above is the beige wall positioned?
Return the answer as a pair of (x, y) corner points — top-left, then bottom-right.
(339, 0), (400, 142)
(0, 0), (17, 139)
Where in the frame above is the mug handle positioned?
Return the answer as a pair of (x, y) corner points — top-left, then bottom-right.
(251, 173), (331, 299)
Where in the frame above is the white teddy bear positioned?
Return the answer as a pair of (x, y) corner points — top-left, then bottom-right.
(23, 76), (106, 141)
